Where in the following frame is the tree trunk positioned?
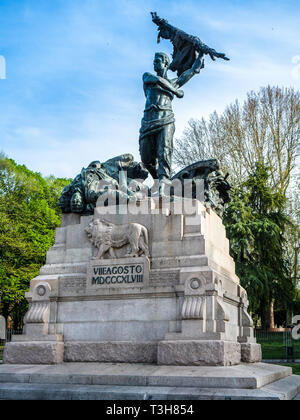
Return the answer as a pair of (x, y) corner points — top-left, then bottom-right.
(260, 300), (267, 330)
(268, 298), (275, 329)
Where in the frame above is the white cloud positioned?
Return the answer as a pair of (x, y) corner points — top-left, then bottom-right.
(1, 0), (300, 179)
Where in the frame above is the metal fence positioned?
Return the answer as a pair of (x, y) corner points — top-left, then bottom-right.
(255, 330), (300, 361)
(0, 339), (5, 361)
(5, 328), (23, 342)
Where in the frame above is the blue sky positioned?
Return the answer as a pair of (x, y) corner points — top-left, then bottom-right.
(0, 0), (299, 178)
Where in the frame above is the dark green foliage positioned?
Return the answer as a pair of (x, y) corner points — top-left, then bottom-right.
(224, 162), (296, 327)
(0, 154), (71, 327)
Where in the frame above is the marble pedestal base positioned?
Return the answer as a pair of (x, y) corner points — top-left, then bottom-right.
(4, 340), (261, 366)
(3, 199), (261, 366)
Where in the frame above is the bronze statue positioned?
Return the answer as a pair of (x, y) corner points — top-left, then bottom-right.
(139, 13), (229, 196)
(59, 13), (231, 216)
(59, 154), (149, 215)
(151, 12), (229, 76)
(172, 159), (231, 216)
(139, 51), (204, 196)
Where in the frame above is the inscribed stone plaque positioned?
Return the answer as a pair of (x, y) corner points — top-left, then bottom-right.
(87, 257), (150, 289)
(59, 276), (87, 297)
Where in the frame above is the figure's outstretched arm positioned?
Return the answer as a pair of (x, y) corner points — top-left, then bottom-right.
(173, 55), (204, 88)
(143, 72), (183, 98)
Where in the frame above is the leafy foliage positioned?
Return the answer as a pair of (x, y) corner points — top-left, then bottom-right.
(0, 154), (70, 327)
(174, 86), (300, 327)
(224, 162), (296, 326)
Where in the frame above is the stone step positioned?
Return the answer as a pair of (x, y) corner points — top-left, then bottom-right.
(261, 375), (300, 400)
(0, 378), (299, 400)
(0, 363), (293, 390)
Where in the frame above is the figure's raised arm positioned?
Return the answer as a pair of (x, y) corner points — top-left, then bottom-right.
(173, 55), (204, 89)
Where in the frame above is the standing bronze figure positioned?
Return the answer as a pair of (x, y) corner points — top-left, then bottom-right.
(139, 13), (229, 196)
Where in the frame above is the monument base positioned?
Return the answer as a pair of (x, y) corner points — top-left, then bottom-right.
(4, 340), (262, 366)
(0, 362), (299, 400)
(3, 199), (262, 367)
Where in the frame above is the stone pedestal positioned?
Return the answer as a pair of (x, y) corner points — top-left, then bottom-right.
(3, 198), (261, 366)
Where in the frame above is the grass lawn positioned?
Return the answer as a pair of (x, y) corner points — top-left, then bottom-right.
(256, 332), (300, 360)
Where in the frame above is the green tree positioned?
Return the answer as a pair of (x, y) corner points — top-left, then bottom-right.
(224, 162), (296, 328)
(174, 86), (300, 192)
(0, 154), (70, 327)
(174, 86), (300, 327)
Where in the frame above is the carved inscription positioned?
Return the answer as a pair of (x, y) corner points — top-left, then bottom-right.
(87, 257), (150, 289)
(59, 277), (87, 296)
(92, 263), (144, 285)
(150, 270), (179, 286)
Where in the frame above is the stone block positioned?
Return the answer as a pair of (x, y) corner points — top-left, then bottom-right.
(54, 227), (67, 245)
(157, 340), (241, 366)
(66, 224), (91, 250)
(241, 343), (262, 363)
(46, 248), (66, 264)
(3, 342), (64, 364)
(64, 341), (157, 363)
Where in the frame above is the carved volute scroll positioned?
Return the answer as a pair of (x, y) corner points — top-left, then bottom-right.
(24, 282), (51, 325)
(182, 296), (204, 320)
